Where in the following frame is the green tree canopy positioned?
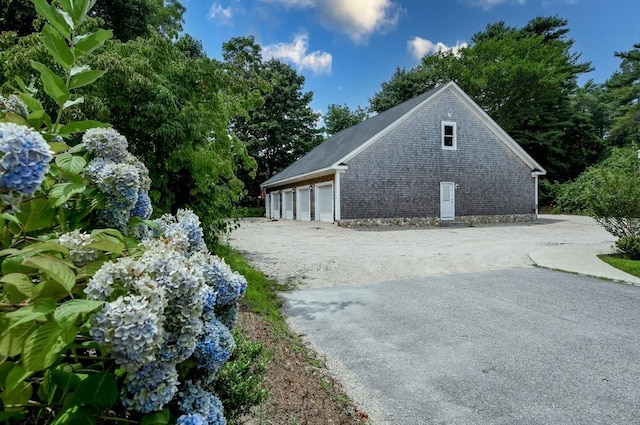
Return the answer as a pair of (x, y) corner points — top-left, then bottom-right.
(606, 43), (640, 147)
(324, 103), (368, 136)
(0, 0), (185, 41)
(223, 36), (322, 201)
(369, 16), (593, 181)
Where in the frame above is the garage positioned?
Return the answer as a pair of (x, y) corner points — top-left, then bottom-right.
(270, 191), (280, 219)
(296, 186), (311, 221)
(283, 189), (293, 220)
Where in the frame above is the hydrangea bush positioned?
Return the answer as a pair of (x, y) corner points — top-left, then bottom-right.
(0, 1), (251, 423)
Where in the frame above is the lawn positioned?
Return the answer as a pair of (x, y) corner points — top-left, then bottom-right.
(599, 254), (640, 278)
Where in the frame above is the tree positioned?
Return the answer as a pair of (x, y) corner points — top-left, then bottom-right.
(606, 43), (640, 147)
(368, 16), (593, 182)
(223, 37), (322, 201)
(0, 0), (185, 41)
(324, 103), (368, 136)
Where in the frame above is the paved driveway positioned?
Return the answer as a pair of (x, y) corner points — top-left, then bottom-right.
(282, 269), (640, 425)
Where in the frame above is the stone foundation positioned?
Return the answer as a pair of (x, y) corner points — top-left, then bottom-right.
(336, 214), (536, 228)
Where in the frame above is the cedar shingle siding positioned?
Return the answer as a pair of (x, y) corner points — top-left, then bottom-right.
(340, 90), (534, 219)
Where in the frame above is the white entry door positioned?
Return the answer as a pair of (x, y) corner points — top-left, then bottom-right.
(296, 187), (311, 221)
(440, 182), (455, 220)
(315, 183), (334, 222)
(283, 190), (293, 219)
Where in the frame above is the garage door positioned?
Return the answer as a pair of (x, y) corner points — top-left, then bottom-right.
(316, 183), (333, 222)
(283, 190), (293, 220)
(297, 187), (311, 221)
(271, 192), (280, 219)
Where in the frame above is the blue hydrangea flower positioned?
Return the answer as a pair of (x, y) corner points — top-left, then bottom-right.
(215, 303), (239, 329)
(131, 190), (152, 219)
(179, 380), (227, 425)
(0, 94), (28, 118)
(89, 293), (164, 369)
(177, 414), (208, 425)
(121, 361), (179, 413)
(0, 123), (52, 206)
(193, 316), (235, 376)
(202, 255), (247, 306)
(82, 128), (129, 162)
(155, 209), (206, 253)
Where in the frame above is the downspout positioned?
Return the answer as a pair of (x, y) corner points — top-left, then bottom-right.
(534, 174), (539, 218)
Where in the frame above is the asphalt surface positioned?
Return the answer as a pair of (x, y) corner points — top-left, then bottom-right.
(282, 268), (640, 425)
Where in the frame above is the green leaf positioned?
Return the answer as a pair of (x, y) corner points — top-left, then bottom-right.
(1, 273), (34, 302)
(55, 153), (86, 175)
(69, 69), (105, 89)
(140, 409), (171, 425)
(51, 365), (82, 392)
(51, 406), (95, 425)
(71, 372), (117, 408)
(73, 29), (113, 57)
(27, 109), (46, 129)
(22, 321), (65, 371)
(59, 120), (110, 134)
(32, 279), (71, 301)
(0, 212), (21, 226)
(70, 0), (96, 27)
(20, 242), (70, 256)
(76, 260), (105, 280)
(49, 182), (86, 207)
(0, 322), (34, 357)
(54, 299), (103, 329)
(30, 0), (71, 39)
(0, 380), (32, 412)
(62, 97), (84, 110)
(5, 365), (33, 393)
(1, 256), (31, 275)
(4, 298), (56, 331)
(42, 24), (73, 70)
(31, 61), (70, 106)
(22, 256), (76, 293)
(49, 141), (70, 153)
(15, 198), (55, 233)
(85, 239), (124, 255)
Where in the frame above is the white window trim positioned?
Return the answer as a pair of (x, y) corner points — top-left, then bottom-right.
(441, 121), (457, 150)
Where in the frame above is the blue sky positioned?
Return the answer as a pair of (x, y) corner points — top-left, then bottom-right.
(182, 0), (640, 116)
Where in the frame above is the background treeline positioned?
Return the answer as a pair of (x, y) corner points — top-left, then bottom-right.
(2, 2), (638, 241)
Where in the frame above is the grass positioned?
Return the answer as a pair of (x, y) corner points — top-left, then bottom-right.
(598, 254), (640, 277)
(214, 244), (286, 323)
(237, 206), (266, 218)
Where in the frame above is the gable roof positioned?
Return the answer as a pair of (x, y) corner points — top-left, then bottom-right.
(262, 81), (546, 188)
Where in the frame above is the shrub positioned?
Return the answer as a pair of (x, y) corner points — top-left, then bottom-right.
(615, 236), (640, 260)
(0, 1), (258, 423)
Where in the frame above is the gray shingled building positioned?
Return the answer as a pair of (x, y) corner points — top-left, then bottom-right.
(261, 81), (546, 225)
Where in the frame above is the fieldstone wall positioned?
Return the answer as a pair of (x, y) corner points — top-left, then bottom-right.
(337, 214), (535, 228)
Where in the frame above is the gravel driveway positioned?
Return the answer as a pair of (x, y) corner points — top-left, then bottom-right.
(227, 215), (638, 424)
(226, 214), (616, 288)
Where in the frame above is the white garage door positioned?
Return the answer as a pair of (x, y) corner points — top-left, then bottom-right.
(297, 187), (311, 221)
(316, 183), (333, 222)
(271, 192), (280, 219)
(283, 190), (293, 220)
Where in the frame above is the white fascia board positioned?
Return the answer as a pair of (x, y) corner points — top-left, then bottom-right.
(260, 165), (348, 188)
(334, 82), (454, 166)
(448, 82), (547, 175)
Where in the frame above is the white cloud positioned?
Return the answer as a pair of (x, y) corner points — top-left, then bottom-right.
(407, 37), (468, 60)
(260, 0), (402, 44)
(262, 34), (333, 75)
(208, 2), (233, 25)
(319, 0), (402, 44)
(467, 0), (525, 10)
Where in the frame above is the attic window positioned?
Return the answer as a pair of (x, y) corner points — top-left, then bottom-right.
(442, 121), (457, 150)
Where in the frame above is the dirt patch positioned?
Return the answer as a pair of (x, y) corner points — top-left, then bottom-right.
(237, 311), (369, 425)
